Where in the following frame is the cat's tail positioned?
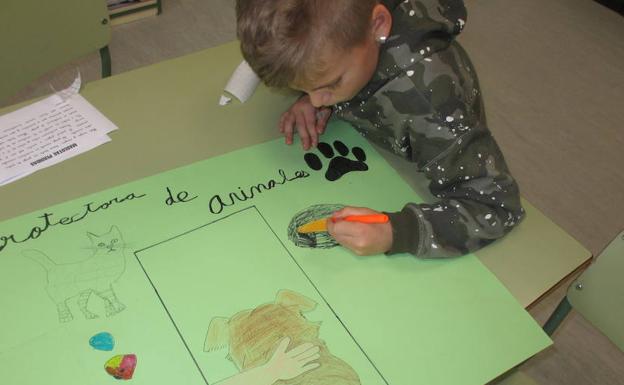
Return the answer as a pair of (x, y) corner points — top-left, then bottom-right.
(22, 250), (56, 271)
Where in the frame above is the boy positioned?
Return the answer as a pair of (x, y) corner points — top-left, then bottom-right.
(236, 0), (524, 258)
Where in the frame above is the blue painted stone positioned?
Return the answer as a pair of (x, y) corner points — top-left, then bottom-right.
(89, 332), (114, 351)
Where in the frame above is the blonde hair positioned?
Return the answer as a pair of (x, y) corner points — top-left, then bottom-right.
(236, 0), (377, 89)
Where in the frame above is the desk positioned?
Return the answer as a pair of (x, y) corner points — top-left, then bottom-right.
(0, 41), (591, 309)
(0, 39), (590, 383)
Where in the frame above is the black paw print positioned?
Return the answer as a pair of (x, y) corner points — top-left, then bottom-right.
(304, 141), (368, 181)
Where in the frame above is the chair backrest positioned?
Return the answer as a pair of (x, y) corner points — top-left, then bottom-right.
(0, 0), (111, 103)
(567, 229), (624, 351)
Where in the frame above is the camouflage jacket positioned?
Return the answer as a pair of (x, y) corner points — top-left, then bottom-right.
(333, 0), (524, 258)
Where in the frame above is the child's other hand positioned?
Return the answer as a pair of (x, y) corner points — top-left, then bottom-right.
(327, 207), (393, 256)
(279, 94), (332, 150)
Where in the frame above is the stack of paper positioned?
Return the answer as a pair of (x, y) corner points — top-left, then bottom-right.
(0, 76), (117, 185)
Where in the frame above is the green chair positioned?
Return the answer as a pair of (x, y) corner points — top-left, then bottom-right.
(495, 229), (624, 384)
(0, 0), (112, 103)
(543, 228), (624, 349)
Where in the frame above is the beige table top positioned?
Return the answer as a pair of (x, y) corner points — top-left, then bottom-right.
(0, 41), (591, 308)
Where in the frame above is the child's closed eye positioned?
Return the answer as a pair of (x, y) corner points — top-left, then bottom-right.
(328, 77), (343, 90)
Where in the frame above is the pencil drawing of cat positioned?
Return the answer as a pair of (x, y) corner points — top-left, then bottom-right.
(23, 225), (127, 323)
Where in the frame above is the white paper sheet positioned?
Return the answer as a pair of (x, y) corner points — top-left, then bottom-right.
(0, 75), (117, 185)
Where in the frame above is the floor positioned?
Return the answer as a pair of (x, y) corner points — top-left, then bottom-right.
(3, 0), (624, 384)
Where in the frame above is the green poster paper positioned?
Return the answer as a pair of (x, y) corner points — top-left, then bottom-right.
(0, 122), (550, 385)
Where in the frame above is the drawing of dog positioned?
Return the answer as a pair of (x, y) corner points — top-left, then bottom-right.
(204, 289), (361, 385)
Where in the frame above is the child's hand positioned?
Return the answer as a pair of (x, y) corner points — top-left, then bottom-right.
(327, 207), (393, 256)
(215, 337), (320, 385)
(263, 337), (320, 381)
(279, 94), (332, 150)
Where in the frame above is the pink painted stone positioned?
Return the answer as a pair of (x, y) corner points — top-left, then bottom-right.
(104, 354), (137, 380)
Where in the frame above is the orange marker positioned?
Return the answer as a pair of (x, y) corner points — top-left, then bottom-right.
(331, 214), (389, 224)
(297, 214), (389, 233)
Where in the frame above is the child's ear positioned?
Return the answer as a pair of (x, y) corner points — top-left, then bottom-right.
(204, 317), (230, 352)
(371, 3), (393, 41)
(275, 290), (317, 313)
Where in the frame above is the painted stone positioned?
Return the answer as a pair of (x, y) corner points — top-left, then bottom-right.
(89, 332), (114, 351)
(105, 354), (137, 380)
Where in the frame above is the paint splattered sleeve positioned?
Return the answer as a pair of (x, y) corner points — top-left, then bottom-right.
(384, 44), (525, 258)
(385, 124), (524, 258)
